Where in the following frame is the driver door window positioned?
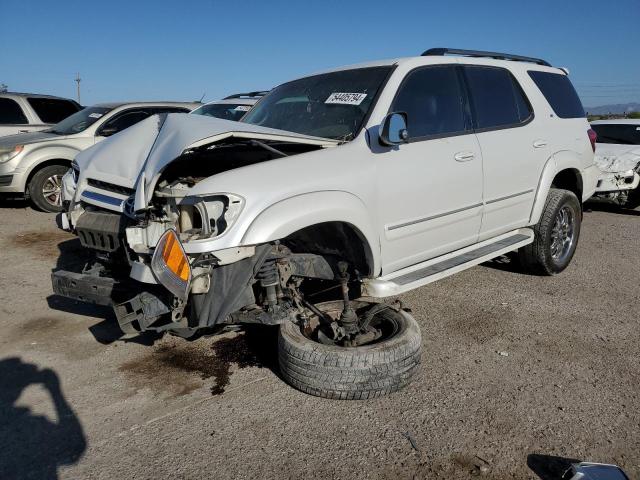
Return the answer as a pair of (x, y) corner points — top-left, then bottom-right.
(99, 110), (150, 136)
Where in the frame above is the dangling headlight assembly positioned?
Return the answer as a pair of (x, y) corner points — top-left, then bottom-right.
(151, 229), (192, 300)
(177, 193), (244, 239)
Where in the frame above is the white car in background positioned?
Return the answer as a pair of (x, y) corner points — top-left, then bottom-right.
(0, 101), (198, 211)
(590, 119), (640, 208)
(190, 91), (267, 121)
(0, 92), (81, 138)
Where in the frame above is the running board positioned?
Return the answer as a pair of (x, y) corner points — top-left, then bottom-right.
(363, 228), (534, 297)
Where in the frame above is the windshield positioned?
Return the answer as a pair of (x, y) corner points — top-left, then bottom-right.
(48, 106), (113, 135)
(241, 66), (392, 140)
(191, 103), (253, 121)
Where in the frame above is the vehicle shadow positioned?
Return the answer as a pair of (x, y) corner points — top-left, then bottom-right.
(0, 357), (87, 480)
(527, 453), (582, 479)
(0, 196), (31, 210)
(584, 199), (640, 217)
(481, 252), (534, 275)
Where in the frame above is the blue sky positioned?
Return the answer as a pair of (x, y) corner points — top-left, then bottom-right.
(1, 0), (638, 108)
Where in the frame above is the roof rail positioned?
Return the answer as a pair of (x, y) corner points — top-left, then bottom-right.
(223, 91), (269, 100)
(421, 48), (551, 67)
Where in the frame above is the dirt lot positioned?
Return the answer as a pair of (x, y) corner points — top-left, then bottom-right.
(0, 199), (638, 480)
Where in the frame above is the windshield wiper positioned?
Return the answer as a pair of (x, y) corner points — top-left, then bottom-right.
(248, 139), (288, 157)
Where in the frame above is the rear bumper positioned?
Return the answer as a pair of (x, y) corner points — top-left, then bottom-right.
(581, 164), (601, 201)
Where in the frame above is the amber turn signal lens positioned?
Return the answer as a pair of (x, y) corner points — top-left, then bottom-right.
(151, 229), (191, 300)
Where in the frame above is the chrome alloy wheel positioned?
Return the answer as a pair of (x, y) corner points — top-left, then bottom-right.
(41, 174), (63, 208)
(550, 205), (576, 263)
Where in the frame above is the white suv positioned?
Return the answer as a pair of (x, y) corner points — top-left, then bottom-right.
(0, 92), (81, 138)
(53, 48), (599, 399)
(190, 91), (267, 120)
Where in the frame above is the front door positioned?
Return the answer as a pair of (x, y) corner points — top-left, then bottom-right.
(374, 65), (483, 274)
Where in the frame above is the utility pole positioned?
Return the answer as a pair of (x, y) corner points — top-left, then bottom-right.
(75, 73), (81, 104)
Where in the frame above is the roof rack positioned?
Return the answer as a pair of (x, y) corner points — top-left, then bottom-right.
(421, 48), (551, 67)
(223, 91), (269, 100)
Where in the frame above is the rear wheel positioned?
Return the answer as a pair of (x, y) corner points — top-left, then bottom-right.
(519, 188), (581, 275)
(278, 300), (422, 400)
(29, 164), (68, 212)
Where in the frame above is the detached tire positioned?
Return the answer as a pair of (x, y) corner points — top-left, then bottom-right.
(29, 164), (68, 212)
(519, 188), (582, 275)
(278, 301), (422, 400)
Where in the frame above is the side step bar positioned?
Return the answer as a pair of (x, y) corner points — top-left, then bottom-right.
(363, 228), (534, 297)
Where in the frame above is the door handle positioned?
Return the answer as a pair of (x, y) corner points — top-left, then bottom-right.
(454, 151), (475, 162)
(533, 140), (548, 148)
(18, 129), (29, 133)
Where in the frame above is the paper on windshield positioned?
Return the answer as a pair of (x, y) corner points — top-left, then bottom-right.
(325, 93), (367, 105)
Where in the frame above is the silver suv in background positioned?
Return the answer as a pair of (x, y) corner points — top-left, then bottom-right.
(0, 92), (82, 138)
(190, 91), (267, 121)
(0, 101), (198, 211)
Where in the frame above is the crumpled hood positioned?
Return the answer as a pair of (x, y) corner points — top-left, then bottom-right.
(75, 113), (337, 209)
(0, 131), (60, 150)
(594, 145), (640, 173)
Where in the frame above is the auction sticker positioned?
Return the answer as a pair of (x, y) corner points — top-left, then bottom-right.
(234, 105), (251, 111)
(88, 113), (104, 119)
(325, 92), (367, 105)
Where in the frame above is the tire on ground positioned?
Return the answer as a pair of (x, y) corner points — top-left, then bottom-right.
(29, 164), (68, 213)
(278, 307), (422, 400)
(519, 187), (581, 276)
(624, 185), (640, 210)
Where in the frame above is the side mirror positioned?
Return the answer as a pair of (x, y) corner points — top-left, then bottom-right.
(98, 126), (118, 137)
(379, 112), (409, 146)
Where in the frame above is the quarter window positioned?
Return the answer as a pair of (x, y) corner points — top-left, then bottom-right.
(0, 98), (28, 125)
(463, 66), (533, 129)
(528, 71), (585, 119)
(391, 66), (468, 139)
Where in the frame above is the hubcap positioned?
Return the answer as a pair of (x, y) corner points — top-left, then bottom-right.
(550, 205), (575, 263)
(42, 174), (63, 207)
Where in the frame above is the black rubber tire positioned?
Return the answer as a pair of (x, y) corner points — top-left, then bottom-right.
(29, 164), (68, 213)
(518, 188), (581, 275)
(624, 186), (640, 210)
(278, 302), (422, 400)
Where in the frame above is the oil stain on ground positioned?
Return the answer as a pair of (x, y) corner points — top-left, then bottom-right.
(119, 328), (277, 397)
(9, 230), (88, 268)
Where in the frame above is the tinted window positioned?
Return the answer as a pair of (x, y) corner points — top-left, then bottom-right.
(528, 71), (585, 119)
(0, 98), (28, 124)
(27, 97), (81, 123)
(591, 124), (640, 145)
(149, 107), (190, 114)
(100, 110), (150, 135)
(191, 103), (252, 121)
(464, 66), (532, 129)
(391, 66), (468, 139)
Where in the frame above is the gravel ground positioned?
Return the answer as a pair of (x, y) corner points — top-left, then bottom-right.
(0, 198), (638, 480)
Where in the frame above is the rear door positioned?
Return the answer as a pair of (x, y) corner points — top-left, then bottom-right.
(462, 65), (543, 240)
(375, 65), (484, 273)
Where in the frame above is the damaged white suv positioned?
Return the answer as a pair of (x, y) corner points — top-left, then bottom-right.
(52, 48), (599, 399)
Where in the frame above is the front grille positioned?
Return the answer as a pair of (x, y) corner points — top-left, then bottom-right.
(76, 210), (128, 252)
(87, 178), (135, 196)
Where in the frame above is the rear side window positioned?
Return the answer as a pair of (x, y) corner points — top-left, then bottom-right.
(463, 66), (533, 130)
(0, 98), (28, 124)
(391, 65), (468, 139)
(528, 71), (585, 119)
(591, 124), (640, 145)
(27, 98), (81, 123)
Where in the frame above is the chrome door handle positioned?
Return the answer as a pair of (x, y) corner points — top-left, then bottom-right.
(533, 140), (548, 148)
(454, 151), (475, 162)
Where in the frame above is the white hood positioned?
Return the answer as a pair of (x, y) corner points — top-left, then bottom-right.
(75, 113), (337, 210)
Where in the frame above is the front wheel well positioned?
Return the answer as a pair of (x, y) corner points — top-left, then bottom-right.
(25, 159), (71, 194)
(281, 222), (374, 277)
(551, 168), (583, 201)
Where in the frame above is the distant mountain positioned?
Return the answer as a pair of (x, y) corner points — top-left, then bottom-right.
(585, 102), (640, 115)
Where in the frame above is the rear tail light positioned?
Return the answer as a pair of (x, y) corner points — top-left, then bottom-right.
(151, 229), (191, 300)
(587, 128), (597, 152)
